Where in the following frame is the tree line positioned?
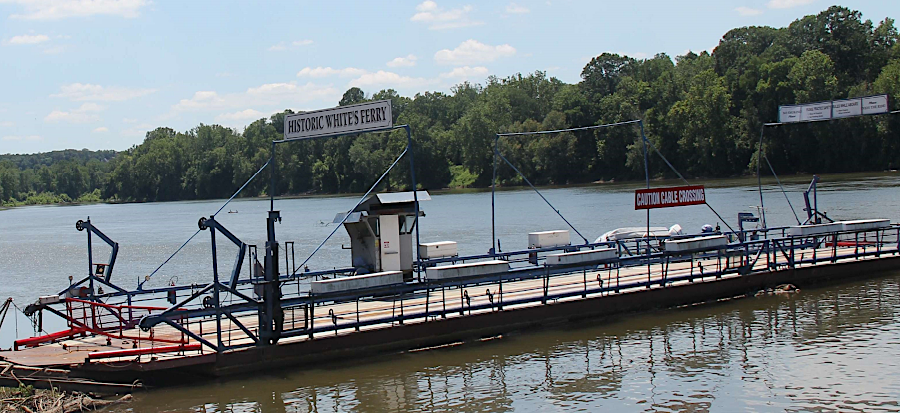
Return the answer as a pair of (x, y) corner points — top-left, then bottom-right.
(1, 5), (898, 206)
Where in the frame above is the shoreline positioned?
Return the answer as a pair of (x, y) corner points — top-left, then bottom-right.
(1, 170), (897, 211)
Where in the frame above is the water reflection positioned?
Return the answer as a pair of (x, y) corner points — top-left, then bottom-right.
(110, 272), (900, 412)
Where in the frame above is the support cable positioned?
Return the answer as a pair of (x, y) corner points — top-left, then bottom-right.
(214, 158), (271, 217)
(492, 122), (642, 248)
(764, 155), (801, 225)
(293, 147), (410, 275)
(139, 159), (270, 290)
(496, 119), (642, 137)
(639, 132), (736, 233)
(495, 150), (590, 244)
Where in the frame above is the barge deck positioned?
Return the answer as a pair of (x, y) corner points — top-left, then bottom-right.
(3, 236), (898, 385)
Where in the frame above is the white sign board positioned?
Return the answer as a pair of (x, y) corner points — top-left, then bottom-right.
(832, 98), (862, 118)
(778, 94), (889, 123)
(862, 94), (889, 115)
(284, 100), (393, 140)
(778, 105), (802, 123)
(800, 101), (832, 121)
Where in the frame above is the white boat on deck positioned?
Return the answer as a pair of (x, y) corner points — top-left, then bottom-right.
(594, 224), (684, 243)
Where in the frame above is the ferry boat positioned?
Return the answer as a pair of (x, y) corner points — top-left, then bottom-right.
(2, 100), (899, 392)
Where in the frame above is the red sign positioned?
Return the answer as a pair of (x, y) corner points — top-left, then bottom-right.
(635, 185), (706, 210)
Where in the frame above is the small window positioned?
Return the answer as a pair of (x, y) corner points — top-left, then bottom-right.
(400, 215), (416, 234)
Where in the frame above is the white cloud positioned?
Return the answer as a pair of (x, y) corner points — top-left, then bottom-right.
(386, 54), (418, 68)
(440, 66), (489, 79)
(269, 39), (314, 51)
(0, 121), (13, 127)
(766, 0), (815, 9)
(215, 109), (265, 125)
(349, 71), (435, 88)
(122, 117), (137, 123)
(5, 0), (149, 20)
(434, 39), (516, 65)
(44, 102), (105, 123)
(297, 66), (367, 78)
(172, 82), (340, 113)
(92, 126), (108, 133)
(410, 1), (483, 30)
(505, 3), (529, 14)
(2, 135), (41, 141)
(8, 34), (49, 44)
(736, 6), (764, 15)
(51, 83), (156, 101)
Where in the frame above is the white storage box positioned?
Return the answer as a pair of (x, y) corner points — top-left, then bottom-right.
(839, 219), (890, 232)
(418, 241), (458, 259)
(528, 230), (570, 249)
(788, 223), (843, 237)
(38, 295), (61, 305)
(664, 235), (727, 253)
(545, 248), (617, 266)
(310, 271), (403, 294)
(426, 260), (509, 280)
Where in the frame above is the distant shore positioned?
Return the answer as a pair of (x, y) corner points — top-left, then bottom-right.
(1, 170), (896, 210)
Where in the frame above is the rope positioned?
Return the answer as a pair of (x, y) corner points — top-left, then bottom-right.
(293, 147), (409, 275)
(139, 159), (270, 289)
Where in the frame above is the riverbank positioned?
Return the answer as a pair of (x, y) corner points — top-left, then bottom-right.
(0, 386), (131, 413)
(2, 170), (897, 210)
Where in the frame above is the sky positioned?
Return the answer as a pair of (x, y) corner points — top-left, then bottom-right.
(0, 0), (896, 155)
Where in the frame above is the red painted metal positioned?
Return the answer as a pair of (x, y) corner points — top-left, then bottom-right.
(17, 298), (191, 350)
(14, 327), (89, 350)
(87, 343), (201, 360)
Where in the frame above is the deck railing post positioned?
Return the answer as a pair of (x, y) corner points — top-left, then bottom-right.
(308, 301), (314, 340)
(498, 273), (503, 311)
(208, 217), (223, 354)
(425, 284), (430, 320)
(790, 238), (795, 268)
(582, 268), (587, 298)
(877, 229), (882, 257)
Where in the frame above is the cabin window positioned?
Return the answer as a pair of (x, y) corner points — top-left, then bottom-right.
(400, 215), (415, 234)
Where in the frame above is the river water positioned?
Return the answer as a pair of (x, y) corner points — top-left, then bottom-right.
(2, 173), (900, 411)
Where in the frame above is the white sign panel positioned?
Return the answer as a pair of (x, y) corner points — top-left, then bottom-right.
(862, 94), (889, 115)
(284, 100), (393, 140)
(778, 105), (802, 123)
(800, 101), (832, 122)
(832, 98), (862, 118)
